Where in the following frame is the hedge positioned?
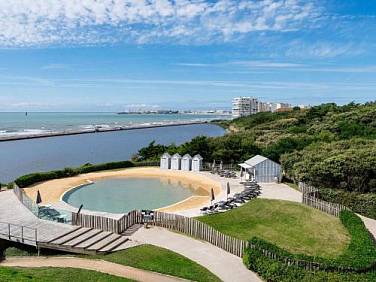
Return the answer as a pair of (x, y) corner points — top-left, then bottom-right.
(243, 249), (376, 282)
(319, 188), (376, 220)
(244, 210), (376, 280)
(14, 161), (135, 188)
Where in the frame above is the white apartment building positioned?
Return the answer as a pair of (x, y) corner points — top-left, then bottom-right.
(232, 97), (292, 118)
(232, 97), (259, 118)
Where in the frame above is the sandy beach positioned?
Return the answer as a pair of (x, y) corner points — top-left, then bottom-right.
(24, 167), (222, 213)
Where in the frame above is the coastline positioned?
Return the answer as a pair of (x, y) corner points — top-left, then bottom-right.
(0, 120), (209, 142)
(24, 167), (222, 214)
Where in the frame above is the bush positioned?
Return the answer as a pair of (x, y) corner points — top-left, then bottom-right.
(78, 161), (134, 174)
(319, 189), (376, 219)
(14, 168), (80, 188)
(244, 210), (376, 279)
(15, 161), (135, 188)
(243, 248), (376, 282)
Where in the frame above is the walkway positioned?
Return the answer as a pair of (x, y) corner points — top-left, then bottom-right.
(130, 226), (262, 282)
(0, 191), (133, 254)
(0, 256), (186, 282)
(358, 215), (376, 240)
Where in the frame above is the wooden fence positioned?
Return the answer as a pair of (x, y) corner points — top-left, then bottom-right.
(72, 210), (142, 234)
(117, 210), (142, 233)
(300, 182), (347, 217)
(151, 211), (248, 257)
(72, 213), (120, 233)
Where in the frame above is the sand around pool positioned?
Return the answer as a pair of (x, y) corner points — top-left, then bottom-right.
(24, 167), (222, 213)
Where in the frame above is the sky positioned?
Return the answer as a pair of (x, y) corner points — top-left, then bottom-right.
(0, 0), (375, 111)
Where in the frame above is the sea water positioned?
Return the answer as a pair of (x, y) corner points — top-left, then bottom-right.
(0, 123), (225, 182)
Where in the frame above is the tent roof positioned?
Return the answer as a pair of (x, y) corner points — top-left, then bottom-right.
(239, 163), (252, 169)
(244, 155), (277, 167)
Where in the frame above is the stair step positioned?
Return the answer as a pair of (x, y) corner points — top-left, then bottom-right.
(87, 234), (121, 251)
(75, 232), (113, 249)
(47, 227), (82, 243)
(98, 236), (129, 253)
(51, 228), (92, 245)
(63, 229), (103, 247)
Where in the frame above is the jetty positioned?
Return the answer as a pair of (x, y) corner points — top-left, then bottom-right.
(0, 121), (208, 142)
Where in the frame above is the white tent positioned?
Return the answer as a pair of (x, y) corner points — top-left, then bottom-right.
(181, 154), (192, 171)
(171, 153), (182, 170)
(239, 155), (281, 183)
(160, 152), (171, 170)
(192, 154), (203, 172)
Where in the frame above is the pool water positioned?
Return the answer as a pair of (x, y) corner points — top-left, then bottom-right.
(62, 177), (195, 214)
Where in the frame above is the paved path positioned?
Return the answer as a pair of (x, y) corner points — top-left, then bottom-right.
(0, 256), (186, 282)
(131, 226), (262, 282)
(358, 215), (376, 240)
(259, 183), (301, 203)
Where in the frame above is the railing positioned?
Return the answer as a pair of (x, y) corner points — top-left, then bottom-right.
(0, 222), (38, 246)
(13, 185), (39, 217)
(151, 211), (248, 257)
(300, 182), (347, 217)
(71, 210), (248, 257)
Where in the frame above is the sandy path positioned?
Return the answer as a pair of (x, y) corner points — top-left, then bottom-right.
(24, 167), (221, 212)
(0, 256), (187, 282)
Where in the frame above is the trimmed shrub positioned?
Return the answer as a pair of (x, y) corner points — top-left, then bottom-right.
(15, 168), (80, 188)
(243, 248), (376, 282)
(78, 161), (134, 173)
(319, 188), (376, 219)
(244, 210), (376, 280)
(15, 161), (135, 188)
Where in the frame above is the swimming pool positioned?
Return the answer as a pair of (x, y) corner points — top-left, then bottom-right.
(62, 177), (196, 214)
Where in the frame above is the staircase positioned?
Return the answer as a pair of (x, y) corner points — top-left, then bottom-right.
(39, 227), (132, 255)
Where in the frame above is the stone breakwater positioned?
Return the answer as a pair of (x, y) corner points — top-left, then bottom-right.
(0, 121), (208, 142)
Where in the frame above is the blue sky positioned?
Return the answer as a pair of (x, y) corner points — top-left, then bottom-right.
(0, 0), (375, 111)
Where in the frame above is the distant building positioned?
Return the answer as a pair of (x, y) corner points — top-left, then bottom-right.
(232, 97), (292, 117)
(232, 97), (259, 118)
(239, 155), (281, 183)
(275, 103), (292, 111)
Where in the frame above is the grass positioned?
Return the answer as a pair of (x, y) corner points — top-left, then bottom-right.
(3, 243), (220, 281)
(198, 198), (350, 258)
(88, 244), (221, 282)
(0, 267), (133, 282)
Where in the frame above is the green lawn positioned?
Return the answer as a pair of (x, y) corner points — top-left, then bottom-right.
(90, 244), (220, 282)
(3, 244), (220, 282)
(0, 266), (133, 282)
(198, 198), (350, 258)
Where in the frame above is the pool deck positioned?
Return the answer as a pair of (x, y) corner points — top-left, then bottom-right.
(24, 167), (222, 215)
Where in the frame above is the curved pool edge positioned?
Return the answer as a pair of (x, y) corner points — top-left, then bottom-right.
(25, 167), (221, 215)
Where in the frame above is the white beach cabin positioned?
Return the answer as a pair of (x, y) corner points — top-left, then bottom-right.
(171, 153), (182, 170)
(181, 154), (192, 171)
(239, 155), (281, 183)
(192, 154), (203, 172)
(160, 152), (171, 170)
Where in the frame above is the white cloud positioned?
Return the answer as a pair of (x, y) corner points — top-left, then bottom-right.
(0, 0), (321, 47)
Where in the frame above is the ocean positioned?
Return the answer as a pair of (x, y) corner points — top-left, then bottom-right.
(0, 123), (225, 183)
(0, 112), (228, 138)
